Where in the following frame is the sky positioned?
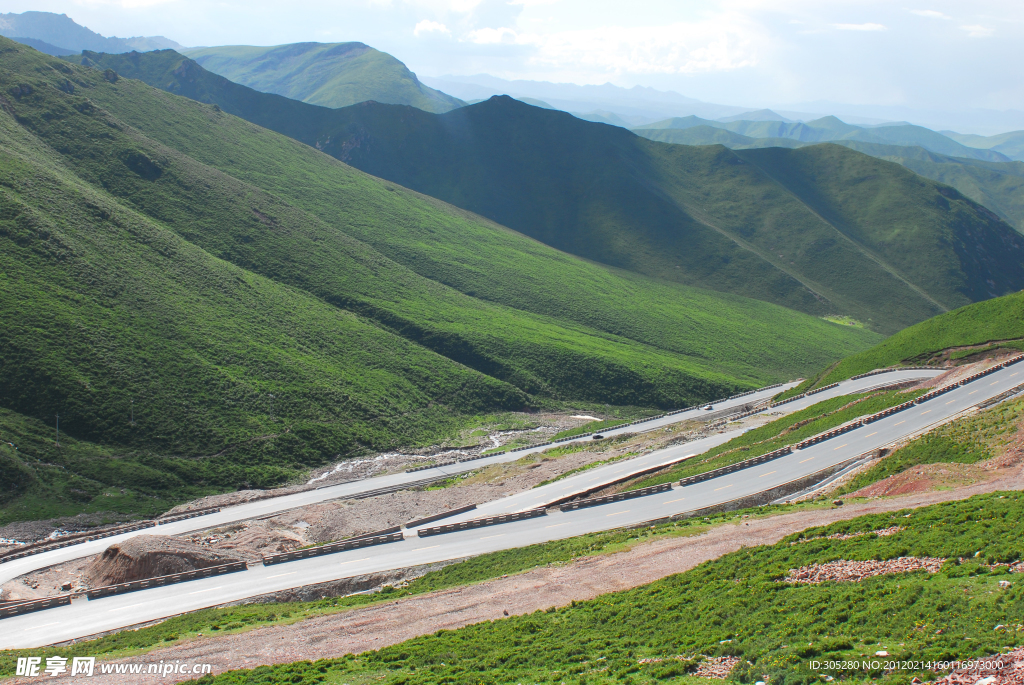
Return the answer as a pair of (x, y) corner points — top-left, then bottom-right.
(5, 0), (1022, 116)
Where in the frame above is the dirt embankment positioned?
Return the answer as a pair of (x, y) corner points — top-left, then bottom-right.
(84, 535), (243, 587)
(45, 465), (1024, 685)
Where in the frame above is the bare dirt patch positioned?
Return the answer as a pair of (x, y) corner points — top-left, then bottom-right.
(84, 535), (242, 587)
(58, 466), (1024, 685)
(847, 462), (991, 498)
(784, 556), (945, 584)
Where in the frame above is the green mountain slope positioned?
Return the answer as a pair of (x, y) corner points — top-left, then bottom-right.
(636, 115), (1011, 162)
(812, 290), (1024, 387)
(0, 39), (877, 521)
(636, 126), (1024, 234)
(69, 49), (1024, 335)
(181, 42), (464, 113)
(943, 129), (1024, 161)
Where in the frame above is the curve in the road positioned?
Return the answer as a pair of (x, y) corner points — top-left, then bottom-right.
(7, 364), (1016, 648)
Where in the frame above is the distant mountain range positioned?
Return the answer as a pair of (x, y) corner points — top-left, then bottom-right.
(631, 117), (1024, 232)
(183, 42), (464, 113)
(64, 50), (1024, 337)
(0, 11), (180, 54)
(634, 114), (1012, 162)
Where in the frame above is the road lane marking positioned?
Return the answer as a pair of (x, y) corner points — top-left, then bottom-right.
(834, 444), (847, 451)
(267, 572), (296, 579)
(946, 400), (956, 405)
(920, 410), (931, 415)
(664, 498), (686, 504)
(713, 484), (734, 491)
(799, 457), (814, 463)
(23, 622), (59, 632)
(992, 381), (1000, 385)
(607, 510), (630, 517)
(417, 545), (440, 550)
(1012, 373), (1019, 377)
(865, 432), (877, 437)
(108, 602), (151, 613)
(480, 534), (505, 540)
(969, 390), (979, 395)
(759, 471), (777, 478)
(545, 523), (567, 529)
(336, 557), (370, 565)
(188, 586), (223, 595)
(894, 420), (906, 426)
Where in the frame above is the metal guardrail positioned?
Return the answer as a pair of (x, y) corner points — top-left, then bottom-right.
(679, 446), (793, 487)
(86, 561), (248, 600)
(0, 595), (72, 620)
(262, 532), (403, 566)
(559, 483), (672, 511)
(405, 505), (477, 529)
(0, 522), (157, 565)
(417, 508), (547, 537)
(156, 508), (221, 525)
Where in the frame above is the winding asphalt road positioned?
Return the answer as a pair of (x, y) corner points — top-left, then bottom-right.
(7, 366), (1012, 648)
(0, 370), (934, 588)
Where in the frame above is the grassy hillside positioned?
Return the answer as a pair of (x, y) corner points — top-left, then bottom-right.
(811, 290), (1024, 387)
(944, 129), (1024, 161)
(0, 39), (877, 522)
(181, 42), (463, 113)
(637, 126), (1024, 234)
(70, 50), (1024, 335)
(128, 493), (1024, 685)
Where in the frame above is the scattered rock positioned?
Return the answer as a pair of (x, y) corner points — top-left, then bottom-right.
(695, 656), (742, 679)
(785, 557), (945, 584)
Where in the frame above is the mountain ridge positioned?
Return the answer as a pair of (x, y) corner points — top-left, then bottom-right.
(182, 42), (464, 113)
(0, 11), (180, 53)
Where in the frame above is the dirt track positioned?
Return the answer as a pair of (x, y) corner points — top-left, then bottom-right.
(35, 464), (1023, 685)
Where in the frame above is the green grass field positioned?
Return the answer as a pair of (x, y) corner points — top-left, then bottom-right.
(0, 39), (879, 523)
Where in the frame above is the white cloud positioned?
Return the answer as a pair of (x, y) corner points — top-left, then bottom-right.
(833, 23), (887, 31)
(960, 24), (994, 37)
(910, 9), (951, 20)
(465, 26), (518, 43)
(467, 18), (762, 77)
(414, 19), (450, 36)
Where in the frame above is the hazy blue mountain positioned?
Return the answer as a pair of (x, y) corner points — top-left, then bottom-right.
(717, 109), (793, 123)
(636, 115), (1010, 163)
(0, 11), (180, 53)
(182, 42), (464, 113)
(942, 130), (1024, 162)
(6, 37), (77, 56)
(421, 74), (750, 123)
